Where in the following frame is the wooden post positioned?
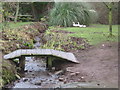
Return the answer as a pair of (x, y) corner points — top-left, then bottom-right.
(46, 57), (53, 70)
(19, 56), (25, 73)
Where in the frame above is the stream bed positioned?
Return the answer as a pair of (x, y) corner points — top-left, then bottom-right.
(7, 57), (101, 88)
(12, 57), (64, 88)
(10, 36), (65, 88)
(5, 36), (102, 88)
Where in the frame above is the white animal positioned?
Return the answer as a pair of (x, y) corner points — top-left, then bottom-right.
(82, 25), (86, 27)
(77, 22), (83, 27)
(73, 22), (79, 27)
(89, 10), (96, 13)
(73, 22), (86, 28)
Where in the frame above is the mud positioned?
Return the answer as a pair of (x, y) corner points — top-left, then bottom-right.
(5, 42), (118, 88)
(65, 42), (118, 88)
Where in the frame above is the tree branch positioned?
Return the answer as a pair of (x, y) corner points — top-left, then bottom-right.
(103, 2), (109, 9)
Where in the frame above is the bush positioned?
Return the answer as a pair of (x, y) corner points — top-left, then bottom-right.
(2, 28), (34, 54)
(41, 30), (70, 51)
(49, 2), (97, 27)
(40, 29), (89, 52)
(2, 60), (17, 86)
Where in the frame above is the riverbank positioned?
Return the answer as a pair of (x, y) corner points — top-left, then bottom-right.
(4, 42), (118, 88)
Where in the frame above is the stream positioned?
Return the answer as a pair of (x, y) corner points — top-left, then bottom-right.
(10, 57), (100, 88)
(9, 36), (64, 88)
(6, 36), (102, 88)
(12, 57), (64, 88)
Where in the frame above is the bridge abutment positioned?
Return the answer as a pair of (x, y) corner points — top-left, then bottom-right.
(46, 57), (53, 71)
(19, 56), (25, 73)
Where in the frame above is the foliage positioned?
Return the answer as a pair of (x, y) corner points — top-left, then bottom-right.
(2, 60), (17, 86)
(1, 22), (41, 87)
(1, 22), (39, 54)
(0, 3), (3, 23)
(33, 2), (53, 20)
(41, 29), (88, 51)
(91, 2), (118, 24)
(2, 2), (52, 22)
(41, 30), (70, 51)
(49, 2), (97, 27)
(2, 3), (17, 21)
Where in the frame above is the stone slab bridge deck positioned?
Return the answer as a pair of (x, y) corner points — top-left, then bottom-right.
(4, 49), (79, 72)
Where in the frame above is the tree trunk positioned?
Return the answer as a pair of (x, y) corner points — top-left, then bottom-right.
(108, 2), (113, 36)
(19, 56), (25, 74)
(103, 2), (114, 36)
(31, 3), (39, 21)
(109, 8), (112, 36)
(0, 2), (2, 23)
(46, 57), (53, 70)
(14, 2), (19, 23)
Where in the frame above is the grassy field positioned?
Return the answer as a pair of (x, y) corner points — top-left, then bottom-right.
(55, 24), (118, 45)
(1, 22), (118, 45)
(0, 22), (32, 29)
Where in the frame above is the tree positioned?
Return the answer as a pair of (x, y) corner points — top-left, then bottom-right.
(14, 2), (19, 22)
(103, 2), (114, 36)
(31, 2), (39, 21)
(0, 2), (2, 23)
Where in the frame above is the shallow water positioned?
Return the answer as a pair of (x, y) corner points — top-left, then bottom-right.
(12, 36), (64, 88)
(13, 57), (64, 88)
(8, 36), (103, 88)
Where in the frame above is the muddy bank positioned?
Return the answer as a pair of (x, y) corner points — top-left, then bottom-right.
(67, 42), (118, 88)
(5, 57), (101, 88)
(6, 57), (64, 88)
(4, 42), (118, 88)
(2, 23), (118, 88)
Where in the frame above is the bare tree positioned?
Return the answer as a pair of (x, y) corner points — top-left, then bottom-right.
(31, 2), (39, 21)
(14, 2), (19, 22)
(103, 2), (114, 36)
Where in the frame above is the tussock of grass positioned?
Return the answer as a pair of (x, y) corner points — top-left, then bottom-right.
(49, 2), (97, 27)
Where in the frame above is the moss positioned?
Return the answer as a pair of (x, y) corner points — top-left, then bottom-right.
(0, 78), (3, 88)
(2, 60), (17, 86)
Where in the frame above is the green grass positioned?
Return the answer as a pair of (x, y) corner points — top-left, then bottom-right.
(8, 22), (32, 28)
(50, 24), (118, 45)
(0, 22), (32, 29)
(1, 22), (118, 45)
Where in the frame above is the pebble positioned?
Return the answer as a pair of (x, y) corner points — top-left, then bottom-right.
(55, 70), (64, 75)
(66, 67), (74, 73)
(52, 67), (55, 71)
(97, 83), (100, 86)
(39, 79), (46, 83)
(75, 72), (80, 75)
(29, 70), (32, 72)
(102, 44), (105, 47)
(64, 79), (67, 84)
(77, 79), (81, 82)
(22, 78), (28, 82)
(49, 79), (52, 81)
(32, 73), (35, 76)
(17, 80), (20, 83)
(34, 81), (42, 85)
(81, 76), (84, 79)
(24, 70), (28, 72)
(70, 73), (76, 76)
(59, 78), (64, 81)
